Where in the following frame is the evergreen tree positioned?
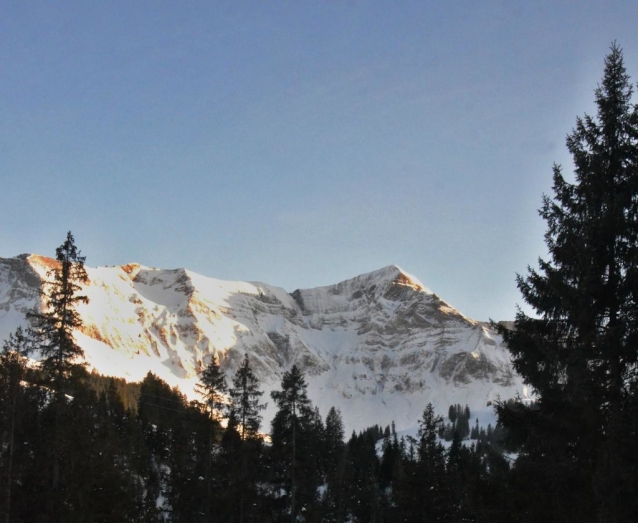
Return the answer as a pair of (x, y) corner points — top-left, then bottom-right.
(0, 328), (33, 523)
(270, 364), (316, 521)
(342, 430), (382, 523)
(197, 354), (227, 424)
(497, 44), (638, 522)
(446, 429), (475, 522)
(470, 418), (479, 440)
(448, 404), (457, 424)
(26, 231), (89, 519)
(229, 354), (265, 442)
(196, 354), (227, 522)
(165, 401), (210, 523)
(28, 231), (89, 392)
(321, 407), (346, 521)
(378, 421), (404, 520)
(415, 403), (451, 521)
(226, 354), (266, 523)
(324, 406), (345, 479)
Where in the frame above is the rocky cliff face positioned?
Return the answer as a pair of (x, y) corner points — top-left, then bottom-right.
(0, 254), (525, 431)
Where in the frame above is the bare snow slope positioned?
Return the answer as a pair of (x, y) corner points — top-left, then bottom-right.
(0, 254), (525, 432)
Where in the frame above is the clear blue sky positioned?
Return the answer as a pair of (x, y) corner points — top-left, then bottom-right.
(2, 1), (637, 320)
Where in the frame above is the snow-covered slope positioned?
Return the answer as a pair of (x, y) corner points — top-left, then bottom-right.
(0, 254), (525, 431)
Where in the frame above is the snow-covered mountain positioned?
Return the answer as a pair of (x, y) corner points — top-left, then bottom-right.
(0, 254), (526, 431)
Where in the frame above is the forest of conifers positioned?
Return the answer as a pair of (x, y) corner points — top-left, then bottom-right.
(2, 44), (638, 522)
(0, 354), (513, 522)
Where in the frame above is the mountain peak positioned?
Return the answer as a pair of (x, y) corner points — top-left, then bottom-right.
(352, 265), (432, 295)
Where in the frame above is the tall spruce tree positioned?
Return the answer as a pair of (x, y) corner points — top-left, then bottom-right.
(27, 231), (89, 519)
(29, 231), (89, 392)
(228, 354), (265, 442)
(324, 406), (345, 479)
(196, 354), (227, 522)
(226, 354), (266, 523)
(415, 403), (450, 521)
(497, 44), (638, 523)
(270, 364), (315, 522)
(321, 407), (346, 521)
(198, 354), (227, 424)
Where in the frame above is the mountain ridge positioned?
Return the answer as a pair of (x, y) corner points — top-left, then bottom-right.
(0, 254), (526, 431)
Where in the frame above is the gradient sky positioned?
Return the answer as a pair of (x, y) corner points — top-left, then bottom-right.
(2, 1), (638, 321)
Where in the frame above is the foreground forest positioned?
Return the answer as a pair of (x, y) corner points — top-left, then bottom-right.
(2, 44), (638, 522)
(0, 354), (512, 522)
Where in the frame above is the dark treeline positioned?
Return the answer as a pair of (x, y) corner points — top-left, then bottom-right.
(0, 355), (512, 522)
(3, 44), (638, 522)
